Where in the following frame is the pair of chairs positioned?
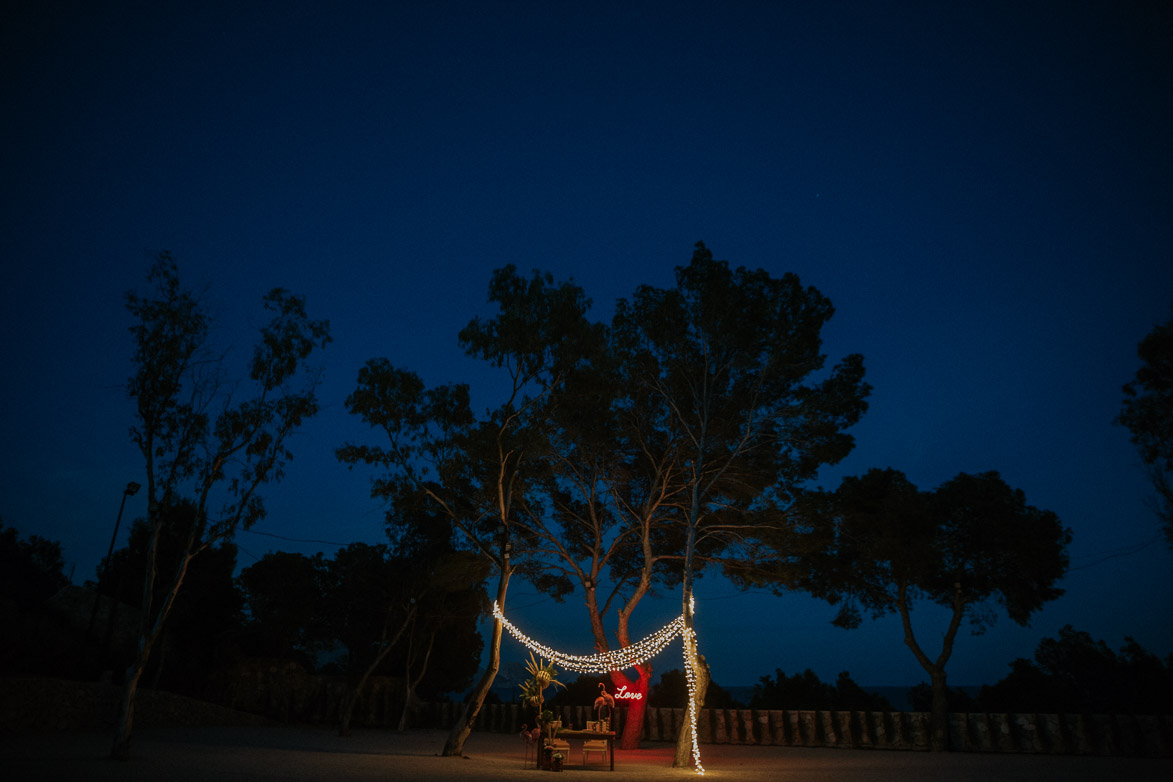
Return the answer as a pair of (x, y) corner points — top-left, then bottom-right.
(520, 722), (609, 768)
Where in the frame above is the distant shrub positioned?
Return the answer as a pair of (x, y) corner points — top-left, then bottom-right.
(749, 668), (893, 711)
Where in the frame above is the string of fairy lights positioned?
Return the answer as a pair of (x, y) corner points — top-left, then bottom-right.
(492, 599), (706, 774)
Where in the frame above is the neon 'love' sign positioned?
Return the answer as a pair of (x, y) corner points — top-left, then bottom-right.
(614, 685), (643, 701)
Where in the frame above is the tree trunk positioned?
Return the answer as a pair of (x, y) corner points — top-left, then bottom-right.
(340, 605), (416, 736)
(110, 532), (192, 760)
(897, 580), (964, 753)
(929, 668), (949, 752)
(442, 563), (510, 756)
(673, 515), (707, 768)
(609, 667), (651, 750)
(673, 631), (709, 767)
(110, 661), (144, 760)
(399, 628), (435, 731)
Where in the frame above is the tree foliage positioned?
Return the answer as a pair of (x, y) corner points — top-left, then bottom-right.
(749, 668), (894, 712)
(977, 625), (1173, 714)
(650, 668), (743, 710)
(237, 550), (326, 668)
(1117, 310), (1173, 547)
(787, 468), (1070, 750)
(338, 265), (599, 755)
(609, 242), (870, 764)
(100, 503), (243, 696)
(0, 521), (69, 611)
(0, 521), (71, 675)
(236, 543), (487, 697)
(113, 253), (330, 759)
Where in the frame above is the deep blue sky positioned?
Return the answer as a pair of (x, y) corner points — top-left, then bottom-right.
(2, 1), (1171, 689)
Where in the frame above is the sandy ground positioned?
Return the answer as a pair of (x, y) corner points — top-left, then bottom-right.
(2, 726), (1170, 782)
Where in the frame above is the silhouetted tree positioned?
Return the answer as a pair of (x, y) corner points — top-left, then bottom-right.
(610, 243), (870, 766)
(0, 521), (68, 609)
(651, 668), (742, 709)
(978, 625), (1173, 714)
(99, 502), (243, 696)
(113, 253), (330, 759)
(518, 332), (679, 750)
(907, 681), (974, 713)
(393, 552), (489, 729)
(789, 468), (1070, 751)
(0, 521), (70, 674)
(749, 668), (894, 711)
(237, 551), (327, 668)
(1117, 310), (1173, 547)
(338, 265), (598, 755)
(323, 542), (415, 735)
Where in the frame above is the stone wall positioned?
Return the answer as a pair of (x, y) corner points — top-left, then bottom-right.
(449, 703), (1172, 758)
(3, 671), (1169, 758)
(0, 677), (270, 732)
(211, 658), (409, 727)
(205, 663), (1173, 757)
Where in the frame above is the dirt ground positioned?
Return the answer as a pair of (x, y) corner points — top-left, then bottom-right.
(2, 726), (1170, 782)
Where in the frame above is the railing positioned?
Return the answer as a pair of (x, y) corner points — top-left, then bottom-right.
(427, 701), (1172, 757)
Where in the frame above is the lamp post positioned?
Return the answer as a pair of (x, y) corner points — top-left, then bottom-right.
(84, 482), (141, 671)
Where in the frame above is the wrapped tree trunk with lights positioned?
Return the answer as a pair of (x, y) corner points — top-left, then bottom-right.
(674, 517), (711, 769)
(338, 265), (600, 757)
(114, 254), (330, 760)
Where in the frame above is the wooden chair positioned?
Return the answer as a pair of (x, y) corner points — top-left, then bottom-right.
(547, 720), (570, 758)
(582, 739), (609, 765)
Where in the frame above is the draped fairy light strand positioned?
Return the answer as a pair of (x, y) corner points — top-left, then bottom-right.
(493, 601), (683, 673)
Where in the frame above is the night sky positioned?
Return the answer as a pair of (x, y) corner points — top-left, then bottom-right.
(2, 1), (1171, 690)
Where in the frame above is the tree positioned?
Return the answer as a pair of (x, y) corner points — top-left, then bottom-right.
(322, 542), (418, 736)
(977, 625), (1173, 714)
(795, 468), (1070, 750)
(391, 549), (489, 731)
(516, 338), (680, 750)
(113, 253), (330, 759)
(237, 551), (327, 668)
(99, 503), (244, 697)
(748, 668), (894, 711)
(609, 243), (870, 766)
(651, 668), (743, 709)
(0, 521), (70, 675)
(0, 521), (69, 611)
(337, 265), (599, 756)
(1117, 311), (1173, 547)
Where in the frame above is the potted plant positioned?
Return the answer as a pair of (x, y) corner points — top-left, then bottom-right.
(519, 653), (565, 768)
(552, 752), (564, 771)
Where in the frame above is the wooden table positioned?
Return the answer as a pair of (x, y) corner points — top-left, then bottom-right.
(551, 729), (616, 771)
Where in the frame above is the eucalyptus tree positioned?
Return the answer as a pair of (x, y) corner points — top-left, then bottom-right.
(792, 468), (1071, 751)
(610, 243), (870, 766)
(337, 265), (600, 756)
(1117, 311), (1173, 547)
(114, 253), (330, 759)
